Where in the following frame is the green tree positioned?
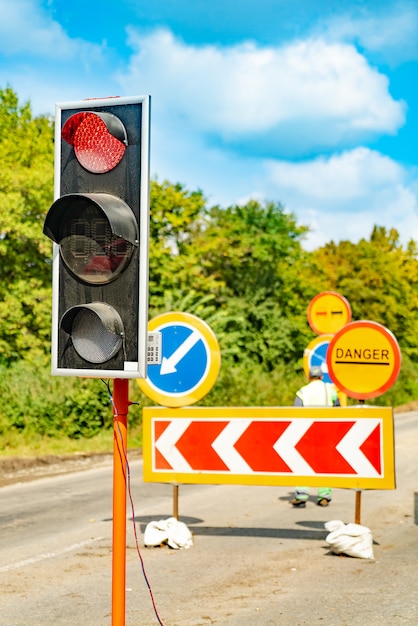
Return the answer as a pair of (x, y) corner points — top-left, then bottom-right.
(193, 200), (312, 370)
(311, 226), (418, 361)
(147, 189), (315, 374)
(148, 179), (220, 312)
(0, 87), (54, 364)
(2, 84), (416, 447)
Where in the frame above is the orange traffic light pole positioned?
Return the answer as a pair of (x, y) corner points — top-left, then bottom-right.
(112, 378), (130, 626)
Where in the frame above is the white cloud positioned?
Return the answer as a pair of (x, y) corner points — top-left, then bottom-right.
(0, 0), (104, 62)
(265, 148), (404, 202)
(264, 148), (418, 249)
(0, 6), (414, 252)
(118, 29), (405, 158)
(0, 0), (113, 115)
(302, 189), (418, 251)
(114, 29), (415, 250)
(320, 1), (418, 64)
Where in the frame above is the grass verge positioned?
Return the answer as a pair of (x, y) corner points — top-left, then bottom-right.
(0, 425), (143, 459)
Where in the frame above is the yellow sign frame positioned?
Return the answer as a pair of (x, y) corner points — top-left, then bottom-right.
(143, 406), (395, 489)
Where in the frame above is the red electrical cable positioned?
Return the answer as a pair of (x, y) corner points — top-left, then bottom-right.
(105, 380), (166, 625)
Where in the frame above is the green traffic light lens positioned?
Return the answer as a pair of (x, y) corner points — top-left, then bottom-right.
(61, 303), (124, 364)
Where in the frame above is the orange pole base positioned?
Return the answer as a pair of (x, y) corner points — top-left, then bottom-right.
(112, 379), (130, 626)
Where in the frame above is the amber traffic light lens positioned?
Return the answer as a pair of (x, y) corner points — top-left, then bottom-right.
(59, 201), (134, 284)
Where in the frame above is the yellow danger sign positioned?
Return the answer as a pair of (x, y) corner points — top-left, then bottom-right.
(307, 291), (351, 335)
(327, 321), (401, 399)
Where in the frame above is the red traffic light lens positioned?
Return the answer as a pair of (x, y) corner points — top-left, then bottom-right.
(62, 112), (127, 173)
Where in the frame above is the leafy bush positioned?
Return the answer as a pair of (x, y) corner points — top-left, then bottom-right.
(201, 361), (306, 407)
(0, 361), (141, 442)
(368, 354), (418, 408)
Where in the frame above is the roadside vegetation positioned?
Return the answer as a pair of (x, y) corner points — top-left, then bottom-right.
(1, 87), (418, 457)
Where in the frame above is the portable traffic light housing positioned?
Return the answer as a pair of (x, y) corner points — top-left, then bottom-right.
(43, 96), (150, 378)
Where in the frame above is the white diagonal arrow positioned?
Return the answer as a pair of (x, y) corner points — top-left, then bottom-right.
(154, 419), (192, 471)
(211, 419), (254, 473)
(336, 418), (382, 477)
(273, 419), (316, 475)
(160, 330), (201, 375)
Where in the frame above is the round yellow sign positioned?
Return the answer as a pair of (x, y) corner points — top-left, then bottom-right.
(327, 321), (401, 399)
(307, 291), (351, 335)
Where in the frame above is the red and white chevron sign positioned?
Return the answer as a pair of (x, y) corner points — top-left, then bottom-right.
(143, 407), (395, 489)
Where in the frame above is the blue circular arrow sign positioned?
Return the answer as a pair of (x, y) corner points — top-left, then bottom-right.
(150, 323), (208, 393)
(137, 312), (221, 407)
(303, 335), (333, 384)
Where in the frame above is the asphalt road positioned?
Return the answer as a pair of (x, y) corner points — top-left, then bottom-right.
(0, 411), (417, 625)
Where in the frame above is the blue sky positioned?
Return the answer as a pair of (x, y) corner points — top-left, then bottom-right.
(0, 0), (417, 249)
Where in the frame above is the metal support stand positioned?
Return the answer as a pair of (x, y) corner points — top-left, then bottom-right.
(353, 399), (365, 524)
(355, 490), (362, 524)
(173, 484), (179, 519)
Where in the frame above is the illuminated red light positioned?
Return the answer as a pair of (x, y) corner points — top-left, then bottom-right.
(62, 112), (127, 173)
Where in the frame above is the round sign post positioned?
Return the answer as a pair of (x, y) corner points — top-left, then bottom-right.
(307, 291), (351, 335)
(137, 312), (221, 407)
(326, 320), (401, 400)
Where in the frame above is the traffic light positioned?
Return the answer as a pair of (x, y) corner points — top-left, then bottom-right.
(43, 96), (150, 378)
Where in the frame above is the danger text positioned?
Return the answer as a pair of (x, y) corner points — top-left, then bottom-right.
(336, 348), (389, 361)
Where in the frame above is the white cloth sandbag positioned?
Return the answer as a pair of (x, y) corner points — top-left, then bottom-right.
(144, 517), (193, 550)
(324, 519), (374, 559)
(143, 520), (169, 547)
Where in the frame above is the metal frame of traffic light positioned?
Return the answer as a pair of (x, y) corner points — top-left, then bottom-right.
(44, 95), (150, 379)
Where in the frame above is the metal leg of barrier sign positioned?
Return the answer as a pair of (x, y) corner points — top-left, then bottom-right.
(173, 484), (179, 520)
(355, 490), (362, 524)
(354, 399), (365, 524)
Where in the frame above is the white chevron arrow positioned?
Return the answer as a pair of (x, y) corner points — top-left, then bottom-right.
(211, 419), (253, 473)
(336, 418), (381, 477)
(273, 419), (316, 474)
(160, 330), (201, 375)
(154, 419), (192, 471)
